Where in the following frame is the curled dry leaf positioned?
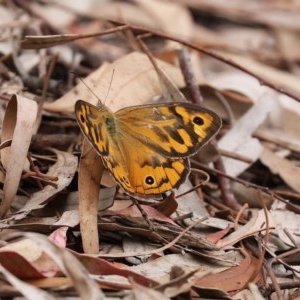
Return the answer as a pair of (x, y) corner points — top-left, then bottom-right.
(71, 251), (156, 288)
(216, 210), (275, 249)
(0, 94), (37, 217)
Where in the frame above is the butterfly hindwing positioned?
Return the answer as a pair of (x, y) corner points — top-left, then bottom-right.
(102, 137), (190, 197)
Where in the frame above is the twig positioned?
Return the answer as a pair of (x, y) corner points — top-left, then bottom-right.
(193, 160), (300, 214)
(177, 47), (203, 105)
(21, 22), (300, 103)
(176, 47), (241, 211)
(212, 146), (242, 211)
(264, 261), (283, 300)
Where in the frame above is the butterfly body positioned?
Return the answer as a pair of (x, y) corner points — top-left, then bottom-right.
(75, 100), (221, 198)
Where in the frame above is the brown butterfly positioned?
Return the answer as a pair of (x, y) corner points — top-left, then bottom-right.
(75, 99), (221, 198)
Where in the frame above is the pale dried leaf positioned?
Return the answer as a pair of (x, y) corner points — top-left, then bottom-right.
(44, 52), (184, 112)
(0, 94), (37, 217)
(270, 205), (300, 247)
(89, 0), (193, 41)
(218, 87), (274, 176)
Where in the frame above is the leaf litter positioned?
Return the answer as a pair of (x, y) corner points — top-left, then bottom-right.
(0, 1), (300, 299)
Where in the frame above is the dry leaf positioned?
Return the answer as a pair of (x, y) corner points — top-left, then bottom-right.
(194, 253), (260, 293)
(0, 263), (55, 300)
(44, 52), (185, 112)
(2, 149), (78, 222)
(0, 94), (37, 217)
(22, 232), (105, 300)
(260, 147), (300, 193)
(219, 100), (274, 176)
(216, 210), (275, 248)
(78, 139), (104, 254)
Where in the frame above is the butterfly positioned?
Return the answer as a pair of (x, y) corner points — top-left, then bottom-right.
(75, 99), (221, 199)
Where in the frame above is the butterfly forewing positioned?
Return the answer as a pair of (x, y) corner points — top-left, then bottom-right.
(75, 100), (114, 156)
(116, 102), (221, 158)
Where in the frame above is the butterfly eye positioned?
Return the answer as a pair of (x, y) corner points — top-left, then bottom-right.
(145, 175), (155, 186)
(193, 116), (204, 126)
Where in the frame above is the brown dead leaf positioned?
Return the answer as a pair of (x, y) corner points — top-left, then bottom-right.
(154, 192), (178, 217)
(194, 253), (260, 293)
(206, 225), (231, 244)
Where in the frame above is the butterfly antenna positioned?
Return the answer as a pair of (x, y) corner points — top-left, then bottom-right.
(71, 71), (102, 106)
(103, 69), (115, 105)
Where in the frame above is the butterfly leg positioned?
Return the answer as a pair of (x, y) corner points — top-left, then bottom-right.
(131, 197), (154, 231)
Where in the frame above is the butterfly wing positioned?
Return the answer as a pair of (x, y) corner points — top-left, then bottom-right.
(75, 100), (116, 156)
(75, 100), (221, 198)
(102, 136), (190, 197)
(113, 102), (221, 197)
(75, 100), (191, 197)
(116, 102), (221, 158)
